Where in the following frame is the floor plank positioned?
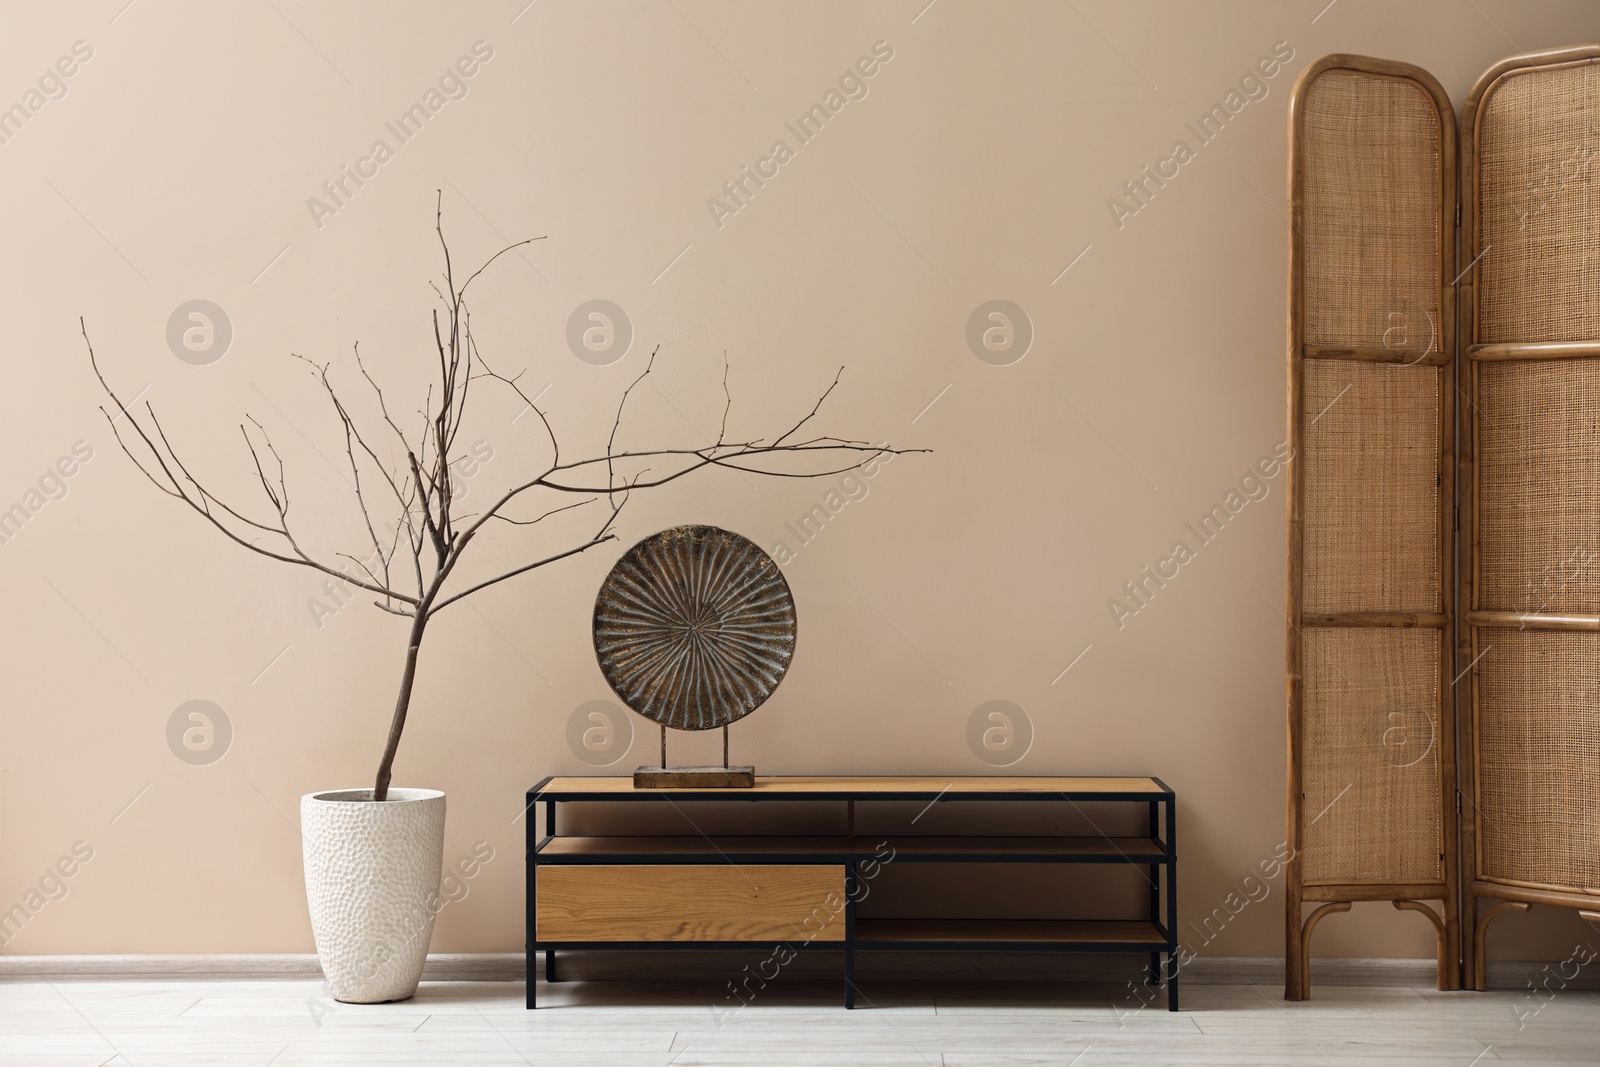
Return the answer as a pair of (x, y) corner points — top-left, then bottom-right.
(0, 975), (1595, 1065)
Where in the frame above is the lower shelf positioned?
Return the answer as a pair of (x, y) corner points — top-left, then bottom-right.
(853, 918), (1167, 949)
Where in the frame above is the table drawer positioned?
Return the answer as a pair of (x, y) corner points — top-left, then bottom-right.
(536, 864), (846, 942)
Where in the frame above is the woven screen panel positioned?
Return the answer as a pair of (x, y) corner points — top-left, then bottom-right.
(1478, 59), (1600, 344)
(1301, 70), (1442, 349)
(1477, 628), (1600, 892)
(1302, 628), (1442, 884)
(1478, 360), (1600, 613)
(1302, 361), (1441, 612)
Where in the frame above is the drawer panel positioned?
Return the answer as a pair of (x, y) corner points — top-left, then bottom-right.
(536, 864), (845, 942)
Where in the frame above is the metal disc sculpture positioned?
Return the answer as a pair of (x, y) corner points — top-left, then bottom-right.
(593, 525), (795, 787)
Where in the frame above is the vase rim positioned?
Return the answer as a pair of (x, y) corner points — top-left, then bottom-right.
(304, 787), (445, 804)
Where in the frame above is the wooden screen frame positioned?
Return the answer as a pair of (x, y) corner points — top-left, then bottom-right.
(1459, 44), (1600, 992)
(1284, 53), (1459, 1001)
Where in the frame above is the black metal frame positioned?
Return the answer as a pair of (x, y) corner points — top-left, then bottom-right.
(525, 776), (1178, 1011)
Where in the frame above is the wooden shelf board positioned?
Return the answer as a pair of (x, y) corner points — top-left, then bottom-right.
(853, 918), (1167, 946)
(533, 775), (1168, 798)
(538, 835), (1167, 859)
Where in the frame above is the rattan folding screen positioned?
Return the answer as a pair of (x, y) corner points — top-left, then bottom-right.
(1460, 45), (1600, 991)
(1286, 46), (1600, 999)
(1286, 54), (1458, 1002)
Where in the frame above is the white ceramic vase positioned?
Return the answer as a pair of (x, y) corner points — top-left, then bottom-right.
(300, 787), (447, 1003)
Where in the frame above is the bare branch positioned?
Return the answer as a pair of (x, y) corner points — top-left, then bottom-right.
(337, 551), (387, 593)
(489, 497), (596, 527)
(294, 352), (416, 600)
(557, 444), (912, 493)
(153, 412), (309, 556)
(773, 366), (844, 446)
(607, 345), (659, 493)
(475, 351), (558, 465)
(147, 403), (282, 535)
(241, 423), (283, 514)
(457, 237), (543, 301)
(716, 351), (732, 448)
(408, 450), (447, 562)
(352, 344), (419, 463)
(435, 190), (454, 309)
(429, 531), (614, 614)
(243, 415), (289, 511)
(96, 405), (183, 500)
(81, 321), (418, 606)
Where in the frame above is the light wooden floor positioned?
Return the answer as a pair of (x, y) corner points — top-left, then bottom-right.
(1, 975), (1595, 1066)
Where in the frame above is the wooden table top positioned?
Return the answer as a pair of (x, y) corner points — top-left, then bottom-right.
(529, 775), (1170, 799)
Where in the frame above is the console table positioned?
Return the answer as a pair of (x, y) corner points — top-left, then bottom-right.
(524, 775), (1177, 1010)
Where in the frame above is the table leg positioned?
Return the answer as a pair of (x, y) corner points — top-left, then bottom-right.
(1166, 796), (1179, 1011)
(526, 796), (539, 1009)
(844, 864), (856, 1009)
(1147, 800), (1162, 990)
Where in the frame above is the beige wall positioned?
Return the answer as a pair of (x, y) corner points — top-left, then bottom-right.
(2, 0), (1596, 966)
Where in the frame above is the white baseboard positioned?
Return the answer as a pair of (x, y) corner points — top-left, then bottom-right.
(0, 953), (522, 982)
(1, 952), (1590, 990)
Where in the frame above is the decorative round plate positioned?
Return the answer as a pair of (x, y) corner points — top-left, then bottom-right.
(593, 525), (796, 731)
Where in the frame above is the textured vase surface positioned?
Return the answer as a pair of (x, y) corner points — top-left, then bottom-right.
(301, 788), (446, 1003)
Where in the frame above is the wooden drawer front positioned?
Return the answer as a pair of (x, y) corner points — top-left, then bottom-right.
(537, 864), (845, 943)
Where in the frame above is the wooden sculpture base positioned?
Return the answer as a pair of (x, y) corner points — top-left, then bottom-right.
(633, 766), (755, 788)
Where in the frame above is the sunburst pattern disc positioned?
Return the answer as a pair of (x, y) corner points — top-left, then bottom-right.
(593, 525), (797, 731)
